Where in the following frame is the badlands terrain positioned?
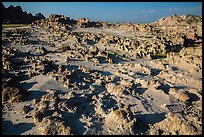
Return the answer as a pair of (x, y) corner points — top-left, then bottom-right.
(2, 14), (202, 135)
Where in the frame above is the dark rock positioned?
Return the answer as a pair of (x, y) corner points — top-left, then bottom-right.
(2, 3), (45, 24)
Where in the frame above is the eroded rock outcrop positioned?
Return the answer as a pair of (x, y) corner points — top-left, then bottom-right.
(149, 106), (202, 135)
(2, 77), (27, 103)
(104, 108), (136, 135)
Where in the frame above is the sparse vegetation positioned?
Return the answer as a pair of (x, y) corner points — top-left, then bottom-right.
(2, 24), (30, 28)
(186, 15), (201, 25)
(192, 42), (202, 47)
(151, 53), (167, 59)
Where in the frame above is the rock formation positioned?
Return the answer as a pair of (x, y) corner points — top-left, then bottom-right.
(2, 3), (45, 24)
(2, 12), (202, 135)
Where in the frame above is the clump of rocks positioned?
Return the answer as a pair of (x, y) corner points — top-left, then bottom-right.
(104, 107), (136, 135)
(2, 28), (31, 45)
(149, 106), (202, 135)
(47, 64), (116, 91)
(166, 43), (202, 72)
(169, 88), (190, 102)
(26, 57), (53, 77)
(32, 89), (73, 135)
(2, 76), (27, 103)
(31, 14), (104, 32)
(2, 46), (27, 103)
(39, 116), (72, 135)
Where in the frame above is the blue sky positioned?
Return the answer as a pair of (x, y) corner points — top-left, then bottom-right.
(2, 2), (202, 23)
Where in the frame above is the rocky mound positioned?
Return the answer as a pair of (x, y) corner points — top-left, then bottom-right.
(149, 106), (202, 135)
(31, 14), (105, 31)
(2, 68), (27, 103)
(2, 3), (45, 24)
(104, 108), (136, 134)
(166, 43), (202, 73)
(150, 15), (202, 26)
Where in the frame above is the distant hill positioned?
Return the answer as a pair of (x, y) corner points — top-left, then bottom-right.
(150, 14), (202, 26)
(2, 3), (45, 24)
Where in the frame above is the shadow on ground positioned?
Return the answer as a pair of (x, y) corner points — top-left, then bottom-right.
(132, 112), (166, 135)
(21, 81), (38, 91)
(2, 119), (35, 135)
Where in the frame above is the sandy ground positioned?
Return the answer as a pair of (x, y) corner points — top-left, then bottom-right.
(2, 25), (202, 135)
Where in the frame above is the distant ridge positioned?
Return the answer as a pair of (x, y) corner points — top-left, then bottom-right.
(150, 14), (202, 26)
(2, 3), (45, 24)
